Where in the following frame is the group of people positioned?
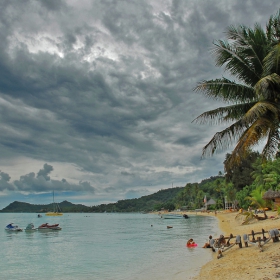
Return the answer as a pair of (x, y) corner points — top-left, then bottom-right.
(187, 235), (213, 248)
(187, 234), (227, 248)
(187, 236), (212, 247)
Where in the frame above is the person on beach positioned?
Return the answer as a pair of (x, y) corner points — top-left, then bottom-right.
(187, 238), (195, 245)
(203, 235), (213, 248)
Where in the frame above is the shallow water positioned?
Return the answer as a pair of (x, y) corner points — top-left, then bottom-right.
(0, 213), (220, 280)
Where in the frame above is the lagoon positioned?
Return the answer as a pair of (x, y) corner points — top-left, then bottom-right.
(1, 213), (219, 279)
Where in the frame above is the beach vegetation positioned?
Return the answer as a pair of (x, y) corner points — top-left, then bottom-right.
(235, 210), (257, 225)
(246, 186), (267, 211)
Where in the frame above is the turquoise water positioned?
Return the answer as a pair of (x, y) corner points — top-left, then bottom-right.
(1, 213), (220, 280)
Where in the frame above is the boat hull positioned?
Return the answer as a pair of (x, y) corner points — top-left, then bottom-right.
(161, 214), (188, 219)
(45, 212), (63, 216)
(38, 227), (61, 231)
(5, 228), (23, 232)
(38, 223), (62, 230)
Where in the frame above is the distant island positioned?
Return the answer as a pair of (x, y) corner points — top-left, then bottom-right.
(0, 200), (91, 213)
(0, 186), (185, 213)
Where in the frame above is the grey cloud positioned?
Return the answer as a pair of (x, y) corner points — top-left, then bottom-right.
(12, 164), (95, 193)
(39, 0), (66, 11)
(0, 171), (15, 191)
(37, 164), (53, 181)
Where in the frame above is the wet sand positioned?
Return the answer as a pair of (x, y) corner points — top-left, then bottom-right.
(190, 210), (280, 280)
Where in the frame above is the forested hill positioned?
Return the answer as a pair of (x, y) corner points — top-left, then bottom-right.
(90, 187), (185, 212)
(0, 186), (185, 213)
(0, 200), (90, 213)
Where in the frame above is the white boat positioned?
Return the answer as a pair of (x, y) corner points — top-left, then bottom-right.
(45, 191), (63, 216)
(5, 223), (23, 232)
(38, 223), (62, 231)
(161, 213), (189, 219)
(25, 223), (37, 231)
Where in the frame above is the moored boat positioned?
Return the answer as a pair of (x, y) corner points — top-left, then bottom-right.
(45, 191), (63, 216)
(38, 223), (62, 231)
(161, 213), (189, 219)
(5, 223), (23, 232)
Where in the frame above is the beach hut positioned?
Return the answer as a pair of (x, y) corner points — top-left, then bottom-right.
(207, 198), (216, 206)
(263, 189), (280, 207)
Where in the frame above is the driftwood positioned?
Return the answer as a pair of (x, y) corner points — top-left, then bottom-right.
(255, 212), (268, 220)
(236, 211), (268, 225)
(211, 227), (280, 257)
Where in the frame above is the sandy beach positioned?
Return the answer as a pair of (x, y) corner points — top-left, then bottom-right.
(188, 210), (280, 280)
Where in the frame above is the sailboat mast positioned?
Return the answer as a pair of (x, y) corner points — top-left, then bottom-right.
(53, 190), (55, 212)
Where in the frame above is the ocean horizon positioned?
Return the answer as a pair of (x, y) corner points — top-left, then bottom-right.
(1, 213), (220, 279)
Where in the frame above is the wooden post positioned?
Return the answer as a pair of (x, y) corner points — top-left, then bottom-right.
(251, 230), (255, 242)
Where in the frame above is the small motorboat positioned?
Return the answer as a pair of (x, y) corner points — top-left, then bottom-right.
(25, 223), (37, 231)
(38, 223), (62, 231)
(5, 223), (23, 232)
(161, 213), (188, 219)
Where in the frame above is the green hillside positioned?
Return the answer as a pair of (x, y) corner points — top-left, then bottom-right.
(0, 187), (185, 213)
(0, 200), (90, 213)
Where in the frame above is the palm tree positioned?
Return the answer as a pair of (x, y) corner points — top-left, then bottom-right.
(193, 11), (280, 168)
(236, 187), (268, 225)
(247, 186), (267, 212)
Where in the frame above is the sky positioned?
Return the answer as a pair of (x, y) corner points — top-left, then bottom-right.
(0, 0), (279, 209)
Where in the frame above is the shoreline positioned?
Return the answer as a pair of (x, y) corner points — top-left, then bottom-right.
(185, 210), (280, 279)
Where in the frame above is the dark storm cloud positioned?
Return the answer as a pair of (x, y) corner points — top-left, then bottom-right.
(0, 0), (279, 207)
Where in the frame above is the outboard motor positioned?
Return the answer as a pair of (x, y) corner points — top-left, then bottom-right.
(243, 234), (249, 247)
(269, 229), (279, 242)
(235, 235), (242, 248)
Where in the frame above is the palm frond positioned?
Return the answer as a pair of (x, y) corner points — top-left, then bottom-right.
(242, 101), (280, 125)
(212, 40), (261, 86)
(255, 73), (280, 100)
(192, 102), (256, 125)
(227, 24), (267, 71)
(263, 43), (280, 75)
(262, 127), (280, 159)
(225, 118), (271, 167)
(201, 120), (246, 157)
(194, 78), (255, 102)
(266, 10), (280, 44)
